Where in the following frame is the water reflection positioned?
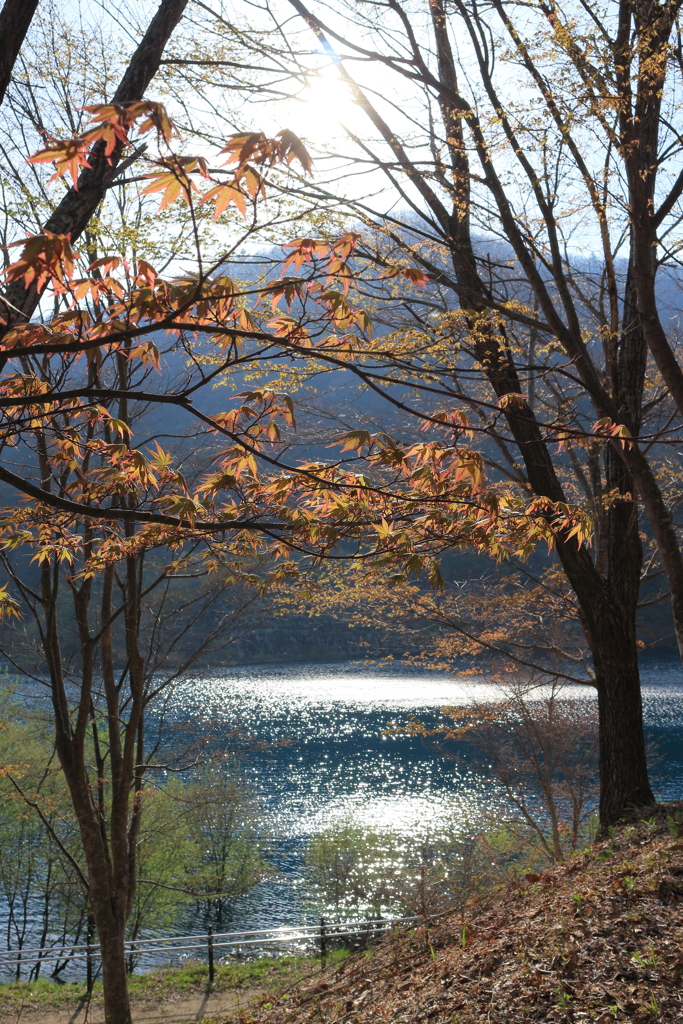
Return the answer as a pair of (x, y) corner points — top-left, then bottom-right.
(2, 659), (680, 978)
(167, 658), (683, 930)
(173, 658), (683, 828)
(174, 663), (497, 838)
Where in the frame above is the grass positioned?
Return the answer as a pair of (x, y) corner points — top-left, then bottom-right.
(0, 952), (346, 1013)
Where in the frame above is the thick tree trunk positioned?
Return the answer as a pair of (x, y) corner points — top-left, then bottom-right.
(0, 0), (40, 107)
(587, 308), (654, 824)
(429, 0), (653, 824)
(594, 624), (653, 825)
(98, 923), (132, 1024)
(555, 536), (654, 825)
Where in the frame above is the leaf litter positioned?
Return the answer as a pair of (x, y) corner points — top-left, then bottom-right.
(218, 809), (683, 1024)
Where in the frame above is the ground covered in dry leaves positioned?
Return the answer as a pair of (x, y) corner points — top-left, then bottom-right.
(223, 812), (683, 1024)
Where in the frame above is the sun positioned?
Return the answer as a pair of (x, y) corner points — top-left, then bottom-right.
(294, 68), (363, 147)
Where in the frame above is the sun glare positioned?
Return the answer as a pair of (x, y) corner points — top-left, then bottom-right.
(295, 70), (362, 146)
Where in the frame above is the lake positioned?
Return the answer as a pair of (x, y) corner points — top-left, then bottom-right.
(2, 657), (681, 978)
(171, 657), (683, 930)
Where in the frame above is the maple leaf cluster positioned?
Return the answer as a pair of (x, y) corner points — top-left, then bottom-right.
(0, 100), (594, 601)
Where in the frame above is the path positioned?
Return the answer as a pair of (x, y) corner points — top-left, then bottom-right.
(2, 985), (265, 1024)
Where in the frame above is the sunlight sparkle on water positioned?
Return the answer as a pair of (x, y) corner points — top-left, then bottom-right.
(166, 659), (683, 929)
(172, 660), (683, 836)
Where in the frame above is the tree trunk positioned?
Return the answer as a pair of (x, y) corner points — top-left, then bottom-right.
(590, 298), (654, 824)
(0, 0), (40, 107)
(625, 444), (683, 665)
(594, 622), (654, 825)
(432, 1), (654, 824)
(98, 922), (132, 1024)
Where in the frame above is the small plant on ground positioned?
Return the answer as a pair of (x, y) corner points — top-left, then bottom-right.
(555, 985), (572, 1009)
(632, 945), (662, 970)
(666, 812), (681, 839)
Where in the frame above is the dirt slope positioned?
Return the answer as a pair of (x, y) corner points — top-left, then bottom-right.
(233, 813), (683, 1024)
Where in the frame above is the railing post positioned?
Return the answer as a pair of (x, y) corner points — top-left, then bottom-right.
(86, 914), (94, 992)
(208, 926), (215, 984)
(320, 917), (326, 968)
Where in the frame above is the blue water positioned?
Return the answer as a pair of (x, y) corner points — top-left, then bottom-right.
(170, 657), (683, 930)
(2, 658), (681, 978)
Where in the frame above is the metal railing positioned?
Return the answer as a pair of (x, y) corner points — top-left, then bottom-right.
(0, 915), (421, 978)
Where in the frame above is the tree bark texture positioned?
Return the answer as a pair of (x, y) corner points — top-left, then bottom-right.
(98, 927), (132, 1024)
(594, 622), (653, 825)
(0, 0), (40, 107)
